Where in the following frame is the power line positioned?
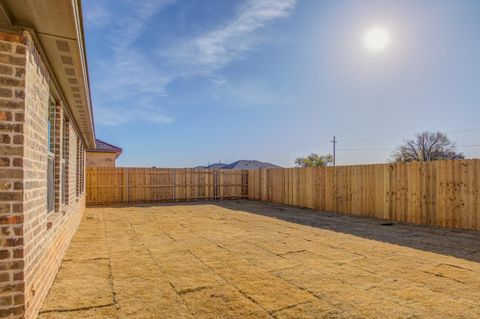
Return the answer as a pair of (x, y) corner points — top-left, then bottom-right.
(335, 128), (480, 143)
(336, 145), (480, 153)
(337, 148), (393, 152)
(445, 128), (480, 134)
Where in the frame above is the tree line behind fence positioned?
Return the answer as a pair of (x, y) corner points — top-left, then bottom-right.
(87, 159), (480, 231)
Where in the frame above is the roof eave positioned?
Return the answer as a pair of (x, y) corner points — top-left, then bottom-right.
(0, 0), (96, 148)
(72, 0), (95, 148)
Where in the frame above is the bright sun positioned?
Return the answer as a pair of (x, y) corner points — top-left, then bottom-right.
(364, 27), (391, 52)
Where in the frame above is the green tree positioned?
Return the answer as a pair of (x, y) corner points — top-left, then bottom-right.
(392, 131), (465, 162)
(295, 153), (333, 167)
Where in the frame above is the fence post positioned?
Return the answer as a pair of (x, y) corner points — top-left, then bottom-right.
(214, 171), (218, 199)
(172, 170), (176, 201)
(126, 169), (129, 204)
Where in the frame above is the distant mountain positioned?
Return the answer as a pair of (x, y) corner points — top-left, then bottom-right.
(195, 160), (281, 170)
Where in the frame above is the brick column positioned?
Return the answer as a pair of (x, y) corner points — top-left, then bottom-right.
(0, 31), (29, 318)
(52, 103), (63, 212)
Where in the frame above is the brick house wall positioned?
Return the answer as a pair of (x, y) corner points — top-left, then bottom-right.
(86, 151), (117, 168)
(0, 31), (87, 319)
(0, 31), (27, 318)
(52, 102), (63, 213)
(67, 122), (77, 205)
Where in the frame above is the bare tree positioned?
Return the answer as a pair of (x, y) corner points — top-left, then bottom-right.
(392, 131), (464, 162)
(295, 153), (333, 167)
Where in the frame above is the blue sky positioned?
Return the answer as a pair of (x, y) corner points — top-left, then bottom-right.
(84, 0), (480, 167)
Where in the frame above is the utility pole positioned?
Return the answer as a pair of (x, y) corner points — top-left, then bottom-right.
(330, 135), (337, 167)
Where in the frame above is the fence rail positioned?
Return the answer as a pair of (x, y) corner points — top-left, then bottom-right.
(86, 167), (248, 204)
(247, 160), (480, 231)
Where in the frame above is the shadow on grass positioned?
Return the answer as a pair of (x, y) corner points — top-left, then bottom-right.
(211, 200), (480, 264)
(88, 199), (480, 263)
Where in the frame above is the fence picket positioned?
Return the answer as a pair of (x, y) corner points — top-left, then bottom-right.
(246, 160), (480, 231)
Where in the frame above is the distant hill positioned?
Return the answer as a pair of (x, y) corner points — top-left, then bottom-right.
(195, 160), (280, 170)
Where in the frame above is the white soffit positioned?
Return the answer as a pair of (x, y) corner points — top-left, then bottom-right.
(0, 0), (95, 148)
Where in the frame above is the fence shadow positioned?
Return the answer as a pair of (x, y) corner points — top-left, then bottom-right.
(212, 200), (480, 263)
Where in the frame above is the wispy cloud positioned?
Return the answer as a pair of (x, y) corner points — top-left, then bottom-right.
(86, 0), (297, 126)
(109, 0), (176, 50)
(209, 76), (228, 88)
(84, 0), (112, 29)
(96, 50), (170, 98)
(87, 0), (175, 126)
(212, 79), (293, 107)
(161, 0), (296, 75)
(95, 103), (174, 126)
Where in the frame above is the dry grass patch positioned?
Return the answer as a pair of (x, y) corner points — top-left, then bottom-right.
(39, 200), (480, 318)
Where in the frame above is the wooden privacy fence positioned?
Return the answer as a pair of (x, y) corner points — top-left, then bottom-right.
(87, 160), (480, 231)
(86, 167), (248, 204)
(248, 160), (480, 231)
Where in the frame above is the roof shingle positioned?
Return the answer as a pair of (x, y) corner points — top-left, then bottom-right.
(88, 139), (122, 153)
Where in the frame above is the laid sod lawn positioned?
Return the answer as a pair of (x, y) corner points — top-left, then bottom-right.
(39, 200), (480, 318)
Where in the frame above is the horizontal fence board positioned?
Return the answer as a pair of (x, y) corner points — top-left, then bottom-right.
(86, 167), (248, 205)
(247, 160), (480, 231)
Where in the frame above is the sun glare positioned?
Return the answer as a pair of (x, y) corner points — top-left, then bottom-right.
(364, 27), (391, 52)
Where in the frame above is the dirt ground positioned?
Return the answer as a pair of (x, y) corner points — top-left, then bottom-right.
(38, 200), (480, 319)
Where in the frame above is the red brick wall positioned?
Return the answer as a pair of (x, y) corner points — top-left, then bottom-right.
(86, 151), (117, 167)
(52, 102), (63, 212)
(0, 31), (87, 319)
(0, 31), (28, 318)
(67, 122), (76, 205)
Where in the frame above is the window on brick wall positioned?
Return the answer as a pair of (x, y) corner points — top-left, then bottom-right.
(76, 137), (85, 196)
(47, 154), (54, 212)
(62, 116), (69, 205)
(80, 144), (84, 194)
(48, 100), (57, 153)
(76, 137), (83, 196)
(76, 136), (80, 198)
(47, 100), (55, 212)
